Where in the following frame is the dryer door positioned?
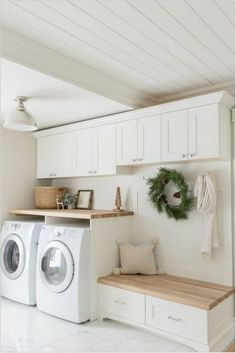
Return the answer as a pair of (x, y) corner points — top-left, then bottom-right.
(0, 234), (25, 279)
(40, 241), (74, 293)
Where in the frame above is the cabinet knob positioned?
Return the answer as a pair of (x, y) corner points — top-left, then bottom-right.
(132, 158), (137, 162)
(182, 154), (187, 158)
(93, 170), (97, 174)
(189, 153), (196, 158)
(88, 170), (92, 174)
(138, 158), (143, 162)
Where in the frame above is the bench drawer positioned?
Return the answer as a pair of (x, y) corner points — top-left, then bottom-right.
(146, 296), (208, 343)
(98, 284), (145, 324)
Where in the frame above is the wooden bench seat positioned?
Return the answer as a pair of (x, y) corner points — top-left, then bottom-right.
(98, 274), (234, 310)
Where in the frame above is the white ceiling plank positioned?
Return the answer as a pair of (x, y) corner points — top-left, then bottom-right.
(4, 1), (173, 94)
(186, 0), (234, 51)
(214, 0), (235, 26)
(45, 0), (211, 88)
(60, 0), (209, 87)
(129, 0), (234, 82)
(158, 0), (234, 72)
(7, 0), (189, 93)
(2, 15), (166, 97)
(100, 0), (219, 85)
(2, 28), (158, 108)
(70, 0), (200, 90)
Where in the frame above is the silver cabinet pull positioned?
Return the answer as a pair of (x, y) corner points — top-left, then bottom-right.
(138, 158), (143, 162)
(189, 153), (196, 157)
(114, 300), (126, 305)
(152, 304), (155, 319)
(132, 158), (137, 162)
(182, 154), (187, 158)
(168, 315), (182, 322)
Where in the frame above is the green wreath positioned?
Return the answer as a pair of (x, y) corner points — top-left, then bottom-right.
(147, 168), (195, 220)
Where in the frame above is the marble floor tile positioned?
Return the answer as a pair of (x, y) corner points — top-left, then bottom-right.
(1, 298), (196, 352)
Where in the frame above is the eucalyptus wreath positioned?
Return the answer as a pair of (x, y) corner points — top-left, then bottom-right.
(147, 168), (195, 220)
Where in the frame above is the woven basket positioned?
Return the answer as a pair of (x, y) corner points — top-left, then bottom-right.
(35, 187), (68, 209)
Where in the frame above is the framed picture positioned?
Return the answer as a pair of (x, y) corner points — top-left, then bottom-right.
(76, 190), (93, 210)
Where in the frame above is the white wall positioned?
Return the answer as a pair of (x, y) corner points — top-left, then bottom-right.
(54, 160), (233, 286)
(0, 128), (37, 223)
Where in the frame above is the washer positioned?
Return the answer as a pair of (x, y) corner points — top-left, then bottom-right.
(36, 224), (90, 323)
(0, 220), (43, 305)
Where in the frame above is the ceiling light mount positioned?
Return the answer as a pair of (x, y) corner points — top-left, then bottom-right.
(3, 96), (38, 132)
(14, 96), (28, 111)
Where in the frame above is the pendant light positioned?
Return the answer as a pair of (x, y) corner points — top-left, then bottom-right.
(3, 96), (37, 131)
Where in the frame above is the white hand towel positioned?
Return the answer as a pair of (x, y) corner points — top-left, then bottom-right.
(195, 172), (219, 260)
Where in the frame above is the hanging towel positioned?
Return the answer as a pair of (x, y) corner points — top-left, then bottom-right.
(195, 172), (219, 260)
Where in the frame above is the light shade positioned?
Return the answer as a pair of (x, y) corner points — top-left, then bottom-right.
(3, 96), (37, 132)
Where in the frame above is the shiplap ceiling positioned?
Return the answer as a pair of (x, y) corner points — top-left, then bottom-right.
(1, 0), (235, 109)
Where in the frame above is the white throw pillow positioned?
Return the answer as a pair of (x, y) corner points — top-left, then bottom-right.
(117, 240), (158, 275)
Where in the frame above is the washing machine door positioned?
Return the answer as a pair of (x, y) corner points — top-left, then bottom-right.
(0, 234), (25, 280)
(40, 241), (74, 293)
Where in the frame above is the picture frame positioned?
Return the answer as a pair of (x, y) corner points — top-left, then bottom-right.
(76, 190), (93, 210)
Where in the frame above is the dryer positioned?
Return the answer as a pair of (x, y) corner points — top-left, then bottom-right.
(36, 224), (90, 323)
(0, 220), (43, 305)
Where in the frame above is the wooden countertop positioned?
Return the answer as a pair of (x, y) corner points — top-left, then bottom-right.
(9, 209), (134, 219)
(98, 274), (234, 310)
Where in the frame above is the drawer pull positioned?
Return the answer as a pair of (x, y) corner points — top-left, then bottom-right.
(168, 315), (182, 322)
(114, 300), (126, 305)
(152, 304), (155, 319)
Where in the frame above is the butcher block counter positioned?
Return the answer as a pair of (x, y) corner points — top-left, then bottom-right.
(9, 208), (134, 219)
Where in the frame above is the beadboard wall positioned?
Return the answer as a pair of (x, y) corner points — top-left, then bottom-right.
(53, 160), (233, 286)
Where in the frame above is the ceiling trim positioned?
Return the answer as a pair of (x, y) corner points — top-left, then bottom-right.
(1, 27), (159, 108)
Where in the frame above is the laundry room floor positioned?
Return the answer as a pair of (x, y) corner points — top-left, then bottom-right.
(1, 298), (195, 352)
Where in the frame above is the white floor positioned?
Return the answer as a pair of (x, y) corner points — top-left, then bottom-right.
(1, 298), (195, 352)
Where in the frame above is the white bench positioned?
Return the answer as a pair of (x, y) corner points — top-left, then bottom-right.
(97, 274), (234, 352)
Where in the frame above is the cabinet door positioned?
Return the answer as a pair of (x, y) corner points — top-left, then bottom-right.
(189, 104), (219, 160)
(37, 136), (55, 178)
(54, 132), (74, 177)
(116, 119), (138, 165)
(95, 124), (116, 176)
(74, 128), (94, 176)
(162, 110), (188, 162)
(138, 116), (161, 164)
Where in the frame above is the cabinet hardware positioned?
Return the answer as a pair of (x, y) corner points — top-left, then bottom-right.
(88, 170), (92, 174)
(132, 158), (137, 162)
(168, 315), (182, 322)
(138, 158), (143, 162)
(93, 170), (97, 174)
(152, 304), (155, 319)
(114, 300), (126, 305)
(182, 154), (187, 158)
(189, 153), (196, 157)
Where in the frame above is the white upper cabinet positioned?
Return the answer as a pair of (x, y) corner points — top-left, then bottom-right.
(37, 132), (73, 178)
(162, 103), (231, 162)
(74, 128), (94, 176)
(36, 92), (233, 178)
(138, 116), (161, 164)
(188, 104), (219, 160)
(117, 116), (161, 165)
(162, 110), (189, 162)
(74, 124), (116, 177)
(117, 119), (138, 165)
